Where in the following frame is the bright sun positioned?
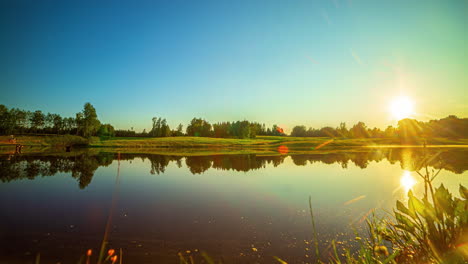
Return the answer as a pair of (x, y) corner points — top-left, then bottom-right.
(389, 96), (414, 120)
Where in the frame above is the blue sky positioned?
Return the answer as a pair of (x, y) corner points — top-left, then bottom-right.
(1, 0), (467, 132)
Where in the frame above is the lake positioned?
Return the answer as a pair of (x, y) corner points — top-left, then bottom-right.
(0, 148), (466, 263)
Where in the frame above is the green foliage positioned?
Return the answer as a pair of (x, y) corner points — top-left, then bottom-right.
(349, 122), (369, 138)
(186, 118), (212, 137)
(398, 116), (468, 141)
(1, 103), (467, 142)
(382, 185), (467, 263)
(97, 124), (115, 139)
(291, 125), (307, 137)
(174, 123), (184, 136)
(31, 110), (45, 131)
(151, 117), (171, 137)
(79, 103), (101, 137)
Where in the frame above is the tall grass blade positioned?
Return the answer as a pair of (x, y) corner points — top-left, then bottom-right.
(200, 251), (215, 264)
(273, 256), (288, 263)
(309, 196), (321, 263)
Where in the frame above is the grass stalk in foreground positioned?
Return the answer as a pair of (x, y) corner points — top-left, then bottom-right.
(309, 196), (321, 263)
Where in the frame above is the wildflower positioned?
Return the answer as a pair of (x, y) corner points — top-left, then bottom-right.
(108, 249), (115, 256)
(111, 255), (118, 263)
(86, 249), (92, 256)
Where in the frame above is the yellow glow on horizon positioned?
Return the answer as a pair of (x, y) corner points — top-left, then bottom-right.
(400, 171), (417, 194)
(389, 96), (415, 120)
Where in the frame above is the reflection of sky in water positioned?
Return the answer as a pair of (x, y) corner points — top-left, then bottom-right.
(0, 155), (466, 263)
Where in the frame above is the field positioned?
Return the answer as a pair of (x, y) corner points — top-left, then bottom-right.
(1, 135), (468, 155)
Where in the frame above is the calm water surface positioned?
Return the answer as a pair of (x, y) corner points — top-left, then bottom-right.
(0, 148), (466, 263)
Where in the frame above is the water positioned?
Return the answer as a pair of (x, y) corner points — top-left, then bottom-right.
(0, 148), (466, 263)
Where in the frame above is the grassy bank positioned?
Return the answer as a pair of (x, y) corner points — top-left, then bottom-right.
(91, 135), (468, 150)
(0, 135), (89, 147)
(1, 135), (468, 154)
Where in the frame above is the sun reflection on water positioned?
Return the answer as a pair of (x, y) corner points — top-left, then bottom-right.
(400, 170), (417, 194)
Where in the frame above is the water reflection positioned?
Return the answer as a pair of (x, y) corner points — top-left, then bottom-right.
(400, 170), (417, 194)
(0, 148), (466, 263)
(0, 151), (114, 188)
(1, 148), (467, 188)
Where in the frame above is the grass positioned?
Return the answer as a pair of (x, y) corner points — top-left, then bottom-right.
(92, 136), (468, 150)
(0, 134), (89, 147)
(2, 135), (467, 156)
(2, 135), (467, 154)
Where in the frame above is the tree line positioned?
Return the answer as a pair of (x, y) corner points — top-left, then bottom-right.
(0, 103), (113, 138)
(1, 103), (466, 139)
(290, 117), (468, 139)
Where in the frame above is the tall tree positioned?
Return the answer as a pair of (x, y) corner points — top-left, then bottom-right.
(291, 125), (307, 137)
(186, 118), (212, 137)
(175, 123), (184, 136)
(350, 122), (369, 138)
(80, 103), (101, 137)
(30, 110), (45, 133)
(97, 124), (115, 138)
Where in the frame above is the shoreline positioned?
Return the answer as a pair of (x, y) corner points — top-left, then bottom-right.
(1, 135), (468, 156)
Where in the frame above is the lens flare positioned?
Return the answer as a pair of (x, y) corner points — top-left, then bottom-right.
(277, 145), (289, 154)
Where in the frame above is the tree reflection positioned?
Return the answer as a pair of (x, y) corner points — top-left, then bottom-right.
(0, 148), (466, 189)
(0, 152), (113, 189)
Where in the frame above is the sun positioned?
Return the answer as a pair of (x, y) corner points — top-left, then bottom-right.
(389, 96), (414, 120)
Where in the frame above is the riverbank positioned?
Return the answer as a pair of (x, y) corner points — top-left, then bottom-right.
(1, 135), (468, 154)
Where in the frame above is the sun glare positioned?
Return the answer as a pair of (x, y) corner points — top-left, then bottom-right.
(400, 171), (417, 194)
(390, 96), (414, 120)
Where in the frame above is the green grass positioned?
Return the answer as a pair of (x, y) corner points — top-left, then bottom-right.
(1, 135), (467, 155)
(0, 135), (89, 147)
(90, 136), (468, 151)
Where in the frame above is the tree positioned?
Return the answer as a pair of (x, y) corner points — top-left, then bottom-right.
(291, 125), (307, 137)
(63, 117), (76, 134)
(384, 126), (397, 138)
(350, 122), (369, 138)
(160, 119), (171, 137)
(0, 105), (12, 134)
(51, 114), (63, 134)
(320, 126), (338, 137)
(45, 113), (54, 132)
(337, 122), (349, 137)
(271, 125), (285, 136)
(75, 112), (84, 136)
(397, 118), (425, 142)
(82, 103), (101, 137)
(175, 123), (184, 136)
(186, 118), (212, 137)
(97, 124), (115, 138)
(30, 110), (45, 132)
(78, 103), (101, 137)
(150, 117), (171, 137)
(151, 117), (161, 137)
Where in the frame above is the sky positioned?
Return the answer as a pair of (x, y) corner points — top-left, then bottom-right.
(1, 0), (467, 132)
